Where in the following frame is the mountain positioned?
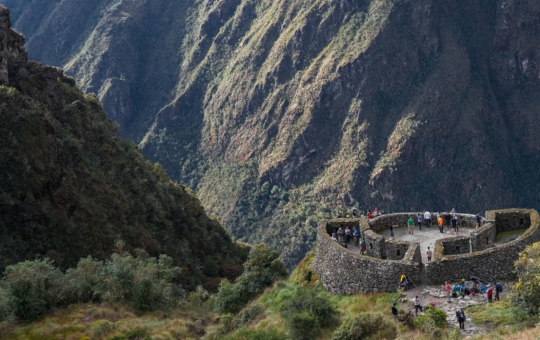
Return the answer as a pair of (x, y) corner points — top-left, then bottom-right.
(0, 6), (246, 290)
(4, 0), (540, 267)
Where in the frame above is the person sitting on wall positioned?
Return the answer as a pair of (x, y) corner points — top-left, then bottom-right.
(352, 208), (358, 218)
(373, 207), (379, 216)
(367, 211), (374, 219)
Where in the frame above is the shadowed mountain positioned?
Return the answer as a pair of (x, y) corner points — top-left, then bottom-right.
(0, 6), (246, 290)
(5, 0), (540, 267)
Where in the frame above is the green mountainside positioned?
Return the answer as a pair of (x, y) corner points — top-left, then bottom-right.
(0, 7), (246, 290)
(5, 0), (540, 267)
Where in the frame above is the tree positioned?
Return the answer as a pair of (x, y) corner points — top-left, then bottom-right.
(510, 242), (540, 314)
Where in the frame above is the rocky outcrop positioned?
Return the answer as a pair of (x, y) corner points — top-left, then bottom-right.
(0, 6), (26, 85)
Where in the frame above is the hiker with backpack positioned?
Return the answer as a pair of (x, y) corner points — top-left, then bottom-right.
(392, 303), (399, 322)
(456, 309), (466, 329)
(486, 285), (493, 303)
(494, 281), (503, 301)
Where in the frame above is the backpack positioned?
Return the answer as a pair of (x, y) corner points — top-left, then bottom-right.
(496, 283), (503, 292)
(457, 310), (465, 321)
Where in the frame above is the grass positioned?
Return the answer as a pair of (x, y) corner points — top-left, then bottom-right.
(495, 229), (528, 243)
(466, 298), (536, 331)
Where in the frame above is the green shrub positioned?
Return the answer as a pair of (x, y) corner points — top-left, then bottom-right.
(220, 326), (288, 340)
(214, 279), (248, 314)
(332, 312), (397, 340)
(286, 312), (319, 340)
(234, 303), (264, 328)
(280, 285), (336, 328)
(414, 316), (441, 339)
(215, 244), (287, 314)
(414, 307), (446, 329)
(3, 259), (68, 321)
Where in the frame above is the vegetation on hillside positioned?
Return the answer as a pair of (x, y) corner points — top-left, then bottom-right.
(0, 53), (247, 289)
(9, 0), (540, 269)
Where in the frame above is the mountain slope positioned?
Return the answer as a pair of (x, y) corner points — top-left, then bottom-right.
(0, 6), (245, 289)
(5, 0), (540, 266)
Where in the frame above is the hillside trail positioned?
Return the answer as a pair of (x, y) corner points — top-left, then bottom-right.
(399, 271), (489, 338)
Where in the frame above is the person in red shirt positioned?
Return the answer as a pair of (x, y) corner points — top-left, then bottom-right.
(487, 285), (493, 303)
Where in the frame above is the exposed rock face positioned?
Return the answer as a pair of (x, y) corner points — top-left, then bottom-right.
(0, 6), (245, 289)
(6, 0), (540, 267)
(0, 7), (26, 85)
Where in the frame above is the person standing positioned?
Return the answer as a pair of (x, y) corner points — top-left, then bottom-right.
(456, 309), (466, 330)
(337, 227), (345, 243)
(475, 213), (482, 229)
(445, 212), (452, 230)
(438, 215), (444, 233)
(408, 216), (414, 235)
(424, 210), (432, 229)
(417, 213), (423, 231)
(352, 208), (358, 218)
(426, 247), (432, 261)
(445, 281), (452, 301)
(389, 224), (395, 238)
(487, 285), (493, 303)
(413, 296), (422, 315)
(360, 238), (366, 255)
(392, 303), (399, 322)
(353, 227), (360, 246)
(451, 215), (458, 234)
(494, 281), (502, 301)
(345, 226), (351, 244)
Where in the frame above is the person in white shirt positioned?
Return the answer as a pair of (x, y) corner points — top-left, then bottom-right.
(424, 210), (432, 229)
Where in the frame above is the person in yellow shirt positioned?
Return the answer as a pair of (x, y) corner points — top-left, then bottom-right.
(438, 216), (444, 233)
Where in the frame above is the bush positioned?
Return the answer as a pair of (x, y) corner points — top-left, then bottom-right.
(220, 327), (288, 340)
(510, 242), (540, 314)
(287, 312), (319, 340)
(414, 317), (441, 339)
(3, 258), (68, 321)
(234, 303), (264, 328)
(280, 285), (336, 328)
(332, 312), (397, 340)
(214, 279), (249, 314)
(0, 241), (185, 322)
(420, 307), (447, 327)
(214, 244), (287, 314)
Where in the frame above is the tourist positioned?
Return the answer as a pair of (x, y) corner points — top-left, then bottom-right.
(445, 212), (452, 230)
(331, 233), (337, 242)
(456, 308), (466, 329)
(475, 213), (482, 229)
(337, 227), (345, 243)
(408, 216), (414, 235)
(392, 303), (399, 322)
(417, 213), (423, 231)
(426, 246), (432, 261)
(451, 207), (457, 214)
(360, 238), (366, 255)
(352, 208), (358, 218)
(437, 211), (441, 220)
(486, 285), (493, 303)
(373, 207), (379, 216)
(345, 226), (351, 244)
(367, 211), (374, 219)
(445, 281), (451, 301)
(353, 227), (360, 246)
(494, 281), (502, 301)
(438, 215), (444, 233)
(424, 210), (432, 229)
(413, 296), (422, 315)
(451, 215), (458, 234)
(337, 211), (342, 218)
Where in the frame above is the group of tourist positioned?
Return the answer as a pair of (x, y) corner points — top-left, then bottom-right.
(406, 210), (460, 235)
(336, 207), (382, 219)
(445, 278), (503, 303)
(331, 226), (367, 255)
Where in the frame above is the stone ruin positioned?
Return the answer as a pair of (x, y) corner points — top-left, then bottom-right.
(313, 209), (540, 294)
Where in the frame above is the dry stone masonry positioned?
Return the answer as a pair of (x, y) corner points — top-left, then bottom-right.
(314, 209), (540, 294)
